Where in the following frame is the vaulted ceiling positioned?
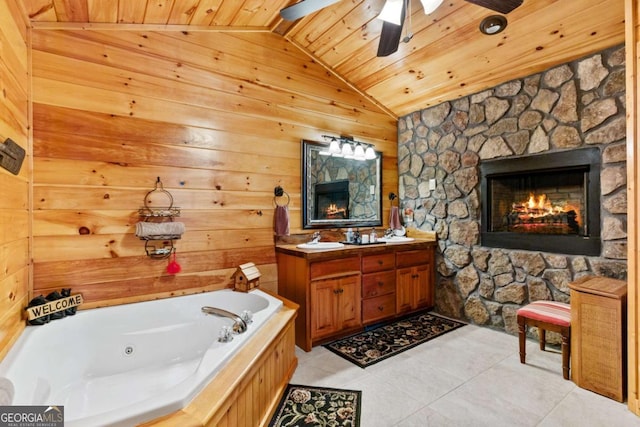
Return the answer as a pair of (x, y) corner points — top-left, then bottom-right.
(23, 0), (625, 118)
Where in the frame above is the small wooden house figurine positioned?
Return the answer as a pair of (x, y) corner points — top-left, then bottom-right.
(232, 262), (261, 292)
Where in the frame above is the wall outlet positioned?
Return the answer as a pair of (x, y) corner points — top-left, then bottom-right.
(429, 178), (436, 191)
(370, 185), (375, 195)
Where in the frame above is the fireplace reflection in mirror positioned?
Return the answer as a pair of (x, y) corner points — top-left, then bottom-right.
(480, 148), (601, 256)
(315, 180), (349, 220)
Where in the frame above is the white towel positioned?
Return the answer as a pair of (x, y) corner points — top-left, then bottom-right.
(135, 222), (185, 238)
(0, 377), (14, 405)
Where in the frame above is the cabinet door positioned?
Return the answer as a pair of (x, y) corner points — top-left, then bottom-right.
(338, 275), (361, 330)
(310, 279), (339, 339)
(396, 267), (414, 314)
(414, 264), (433, 308)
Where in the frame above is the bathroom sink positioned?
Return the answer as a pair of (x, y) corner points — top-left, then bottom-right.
(376, 236), (415, 243)
(296, 242), (345, 250)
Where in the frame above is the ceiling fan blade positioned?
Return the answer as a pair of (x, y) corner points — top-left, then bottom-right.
(464, 0), (523, 14)
(280, 0), (342, 21)
(377, 2), (406, 57)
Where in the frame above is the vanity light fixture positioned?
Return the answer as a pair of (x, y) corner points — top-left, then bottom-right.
(321, 135), (377, 161)
(479, 15), (508, 35)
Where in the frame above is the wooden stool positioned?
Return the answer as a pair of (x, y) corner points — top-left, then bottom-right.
(517, 301), (571, 380)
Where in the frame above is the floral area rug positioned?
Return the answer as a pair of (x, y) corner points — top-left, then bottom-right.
(269, 384), (361, 427)
(325, 311), (466, 368)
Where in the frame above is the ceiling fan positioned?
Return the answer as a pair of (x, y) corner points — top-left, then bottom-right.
(280, 0), (523, 57)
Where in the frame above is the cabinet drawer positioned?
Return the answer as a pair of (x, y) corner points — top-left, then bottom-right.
(310, 256), (360, 280)
(362, 253), (395, 273)
(362, 271), (396, 298)
(363, 293), (396, 324)
(396, 249), (432, 268)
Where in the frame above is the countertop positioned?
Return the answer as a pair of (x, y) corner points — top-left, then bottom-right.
(275, 237), (437, 261)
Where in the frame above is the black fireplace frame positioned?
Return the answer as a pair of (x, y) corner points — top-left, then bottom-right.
(480, 148), (601, 256)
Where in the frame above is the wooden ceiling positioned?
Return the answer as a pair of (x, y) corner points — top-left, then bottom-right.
(23, 0), (625, 118)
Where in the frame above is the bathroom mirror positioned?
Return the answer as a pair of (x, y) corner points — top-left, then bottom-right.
(302, 139), (382, 229)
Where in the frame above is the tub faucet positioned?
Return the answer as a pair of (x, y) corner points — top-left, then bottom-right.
(201, 306), (248, 334)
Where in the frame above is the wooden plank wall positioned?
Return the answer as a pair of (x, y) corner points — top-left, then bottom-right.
(625, 0), (640, 416)
(0, 1), (30, 360)
(29, 28), (398, 309)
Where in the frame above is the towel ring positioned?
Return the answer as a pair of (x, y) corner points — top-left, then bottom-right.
(274, 186), (290, 207)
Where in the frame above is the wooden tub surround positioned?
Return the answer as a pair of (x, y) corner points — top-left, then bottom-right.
(276, 238), (437, 351)
(142, 292), (298, 427)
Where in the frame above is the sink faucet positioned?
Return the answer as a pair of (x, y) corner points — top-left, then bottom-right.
(201, 306), (247, 334)
(309, 231), (321, 244)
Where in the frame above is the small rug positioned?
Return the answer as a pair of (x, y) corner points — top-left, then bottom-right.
(269, 384), (362, 427)
(325, 311), (466, 368)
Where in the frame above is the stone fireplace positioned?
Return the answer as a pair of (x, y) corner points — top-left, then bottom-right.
(480, 148), (601, 256)
(397, 45), (627, 335)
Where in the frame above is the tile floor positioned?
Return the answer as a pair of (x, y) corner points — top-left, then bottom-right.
(290, 324), (640, 427)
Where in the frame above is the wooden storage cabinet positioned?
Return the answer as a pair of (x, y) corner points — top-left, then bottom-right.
(311, 274), (361, 340)
(396, 249), (434, 314)
(569, 277), (627, 402)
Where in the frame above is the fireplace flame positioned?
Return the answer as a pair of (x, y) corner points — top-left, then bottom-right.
(509, 192), (582, 233)
(524, 193), (564, 217)
(326, 203), (346, 216)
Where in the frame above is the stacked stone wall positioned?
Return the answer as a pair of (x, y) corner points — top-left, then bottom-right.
(398, 45), (627, 335)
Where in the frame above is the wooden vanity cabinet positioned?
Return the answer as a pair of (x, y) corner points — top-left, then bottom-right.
(276, 242), (436, 351)
(396, 249), (434, 315)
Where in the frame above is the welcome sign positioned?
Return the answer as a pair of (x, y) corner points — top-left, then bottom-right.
(26, 294), (83, 321)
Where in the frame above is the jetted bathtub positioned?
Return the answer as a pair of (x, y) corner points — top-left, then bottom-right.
(0, 289), (284, 426)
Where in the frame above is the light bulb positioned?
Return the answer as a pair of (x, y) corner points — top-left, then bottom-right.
(354, 144), (366, 160)
(329, 140), (341, 155)
(341, 143), (354, 157)
(365, 146), (377, 160)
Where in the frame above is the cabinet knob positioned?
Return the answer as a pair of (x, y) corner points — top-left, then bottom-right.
(333, 289), (340, 295)
(370, 291), (377, 296)
(378, 306), (384, 311)
(377, 281), (384, 287)
(377, 260), (383, 265)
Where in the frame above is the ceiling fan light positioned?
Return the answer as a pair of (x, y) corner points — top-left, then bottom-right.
(377, 0), (404, 25)
(364, 146), (377, 160)
(419, 0), (444, 15)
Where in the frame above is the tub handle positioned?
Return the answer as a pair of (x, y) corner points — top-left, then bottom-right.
(202, 306), (247, 334)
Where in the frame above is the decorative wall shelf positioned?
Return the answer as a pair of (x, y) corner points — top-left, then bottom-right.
(135, 177), (184, 259)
